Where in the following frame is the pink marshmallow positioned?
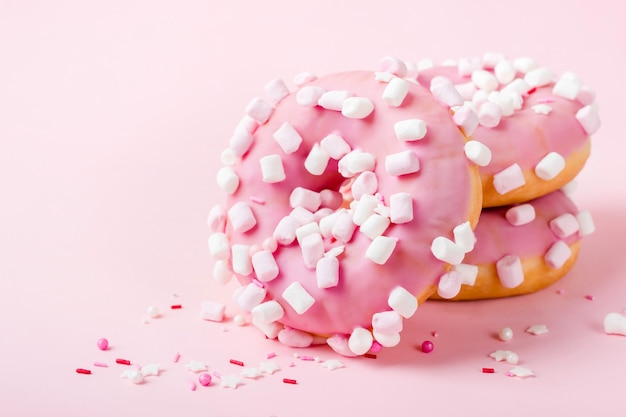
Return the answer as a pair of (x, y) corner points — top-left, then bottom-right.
(251, 250), (279, 282)
(576, 86), (596, 106)
(289, 187), (322, 212)
(389, 192), (413, 224)
(264, 78), (290, 105)
(430, 79), (464, 107)
(245, 97), (273, 124)
(496, 255), (524, 288)
(319, 189), (343, 210)
(378, 56), (408, 77)
(371, 311), (403, 335)
(493, 163), (526, 195)
(200, 301), (226, 322)
(576, 105), (601, 135)
(273, 122), (303, 154)
(351, 171), (378, 201)
(505, 204), (536, 226)
(316, 256), (339, 289)
(549, 213), (580, 238)
(278, 327), (314, 348)
(227, 202), (257, 233)
(229, 127), (254, 157)
(301, 233), (324, 269)
(544, 240), (572, 269)
(327, 334), (358, 357)
(453, 105), (479, 136)
(385, 150), (420, 176)
(237, 283), (267, 312)
(207, 205), (226, 233)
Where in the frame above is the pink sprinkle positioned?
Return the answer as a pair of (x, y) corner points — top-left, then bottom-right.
(266, 352), (277, 359)
(299, 355), (315, 361)
(282, 378), (297, 385)
(188, 379), (197, 391)
(96, 338), (109, 351)
(537, 97), (555, 103)
(288, 362), (295, 367)
(421, 340), (434, 353)
(369, 341), (383, 353)
(431, 331), (439, 338)
(557, 289), (566, 295)
(585, 294), (595, 301)
(212, 371), (222, 379)
(252, 278), (265, 288)
(229, 359), (244, 366)
(173, 352), (181, 363)
(93, 362), (108, 368)
(250, 196), (266, 205)
(198, 373), (212, 387)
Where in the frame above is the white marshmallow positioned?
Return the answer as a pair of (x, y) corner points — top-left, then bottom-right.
(373, 331), (401, 348)
(437, 271), (462, 299)
(394, 119), (427, 141)
(208, 232), (230, 261)
(496, 255), (524, 288)
(301, 233), (324, 269)
(331, 210), (357, 243)
(338, 150), (376, 177)
(259, 154), (285, 183)
(229, 128), (254, 157)
(251, 250), (279, 282)
(216, 166), (239, 195)
(453, 105), (480, 136)
(383, 78), (410, 107)
(494, 60), (515, 84)
(252, 317), (283, 339)
(342, 97), (375, 119)
(430, 80), (464, 107)
(512, 57), (539, 74)
(273, 215), (299, 245)
(282, 282), (315, 314)
(296, 86), (326, 107)
(453, 221), (475, 253)
(493, 163), (526, 195)
(365, 236), (397, 265)
(482, 52), (506, 69)
(351, 171), (378, 201)
(544, 240), (572, 269)
(264, 78), (289, 105)
(389, 192), (413, 224)
(552, 75), (581, 100)
(458, 57), (482, 76)
(319, 211), (342, 238)
(289, 187), (321, 212)
(576, 210), (595, 236)
(231, 244), (252, 276)
(295, 222), (321, 245)
(488, 91), (515, 117)
(464, 140), (492, 166)
(549, 213), (580, 238)
(318, 90), (351, 111)
(576, 86), (596, 105)
(207, 205), (226, 233)
(454, 82), (478, 101)
(277, 328), (314, 348)
(304, 143), (330, 176)
(388, 286), (418, 318)
(348, 327), (373, 355)
(320, 133), (351, 159)
(478, 101), (502, 128)
(372, 311), (403, 334)
(604, 313), (626, 336)
(213, 260), (233, 284)
(352, 194), (379, 226)
(290, 206), (315, 225)
(417, 58), (435, 71)
(505, 204), (536, 226)
(273, 122), (303, 154)
(251, 300), (285, 323)
(385, 150), (420, 176)
(524, 67), (555, 88)
(378, 56), (408, 77)
(472, 69), (499, 92)
(360, 214), (391, 240)
(200, 301), (226, 322)
(227, 201), (256, 233)
(431, 236), (464, 265)
(453, 263), (478, 286)
(245, 97), (273, 124)
(237, 283), (267, 312)
(535, 152), (565, 180)
(316, 256), (340, 289)
(293, 71), (317, 86)
(576, 105), (601, 134)
(500, 78), (531, 95)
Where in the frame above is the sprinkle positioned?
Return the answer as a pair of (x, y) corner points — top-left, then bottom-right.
(585, 294), (595, 301)
(282, 378), (298, 385)
(116, 358), (131, 365)
(233, 315), (247, 326)
(299, 355), (316, 361)
(321, 359), (345, 370)
(532, 104), (553, 115)
(120, 369), (144, 384)
(499, 327), (514, 342)
(363, 353), (377, 359)
(421, 340), (434, 353)
(76, 368), (92, 375)
(198, 373), (212, 386)
(249, 196), (265, 205)
(171, 304), (182, 309)
(525, 325), (549, 335)
(382, 77), (410, 107)
(240, 367), (263, 379)
(97, 338), (109, 351)
(220, 374), (243, 389)
(173, 352), (181, 363)
(431, 331), (439, 338)
(185, 360), (208, 373)
(229, 359), (244, 367)
(604, 313), (626, 336)
(93, 362), (108, 368)
(266, 352), (277, 359)
(482, 368), (495, 374)
(506, 366), (534, 378)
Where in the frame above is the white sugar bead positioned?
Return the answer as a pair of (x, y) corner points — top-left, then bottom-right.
(378, 56), (408, 77)
(453, 221), (475, 253)
(471, 69), (499, 92)
(394, 119), (427, 141)
(231, 244), (252, 276)
(430, 79), (464, 107)
(482, 52), (506, 69)
(293, 71), (317, 86)
(535, 152), (565, 180)
(453, 263), (478, 286)
(348, 327), (373, 355)
(318, 90), (351, 111)
(544, 240), (572, 269)
(208, 232), (230, 261)
(576, 105), (601, 134)
(245, 97), (273, 124)
(513, 57), (539, 74)
(373, 331), (401, 348)
(259, 154), (286, 183)
(273, 215), (299, 245)
(351, 171), (378, 201)
(389, 192), (413, 224)
(524, 67), (555, 88)
(237, 283), (267, 312)
(295, 222), (321, 245)
(372, 311), (403, 334)
(229, 128), (254, 157)
(273, 122), (303, 154)
(365, 236), (397, 265)
(213, 260), (233, 284)
(332, 210), (357, 243)
(207, 205), (227, 233)
(305, 143), (330, 176)
(496, 255), (524, 288)
(251, 300), (284, 323)
(478, 101), (502, 128)
(455, 82), (478, 101)
(494, 60), (515, 84)
(265, 78), (289, 105)
(296, 86), (326, 107)
(316, 256), (339, 289)
(505, 204), (536, 226)
(493, 163), (526, 195)
(352, 194), (379, 226)
(320, 133), (351, 159)
(338, 150), (376, 177)
(289, 187), (321, 212)
(228, 201), (256, 233)
(464, 140), (492, 166)
(342, 97), (375, 119)
(385, 150), (420, 176)
(437, 271), (462, 299)
(200, 301), (226, 322)
(282, 282), (315, 314)
(388, 286), (418, 318)
(360, 214), (391, 240)
(453, 105), (480, 136)
(216, 167), (239, 195)
(549, 213), (580, 238)
(431, 236), (464, 265)
(500, 78), (531, 95)
(301, 233), (324, 269)
(383, 78), (410, 107)
(576, 210), (595, 236)
(499, 327), (514, 341)
(552, 76), (581, 100)
(251, 250), (279, 282)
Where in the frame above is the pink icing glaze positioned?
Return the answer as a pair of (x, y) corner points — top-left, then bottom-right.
(416, 66), (589, 177)
(220, 71), (478, 337)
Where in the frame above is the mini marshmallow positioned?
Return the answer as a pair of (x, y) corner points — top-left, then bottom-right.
(213, 260), (233, 284)
(374, 72), (396, 82)
(293, 71), (317, 86)
(265, 78), (289, 104)
(372, 311), (403, 335)
(318, 90), (352, 111)
(374, 202), (391, 218)
(493, 163), (526, 195)
(316, 256), (339, 289)
(576, 105), (601, 135)
(524, 67), (555, 88)
(320, 133), (351, 159)
(552, 76), (581, 100)
(245, 97), (273, 124)
(273, 215), (300, 245)
(342, 97), (375, 119)
(488, 91), (515, 116)
(482, 52), (506, 69)
(453, 104), (480, 136)
(278, 328), (314, 348)
(304, 143), (330, 175)
(220, 148), (238, 166)
(464, 140), (492, 166)
(544, 240), (572, 269)
(500, 78), (531, 95)
(324, 245), (345, 258)
(289, 187), (322, 212)
(512, 57), (539, 74)
(389, 192), (413, 224)
(319, 211), (341, 238)
(296, 86), (326, 107)
(383, 77), (410, 107)
(208, 232), (230, 261)
(327, 334), (358, 357)
(351, 171), (378, 201)
(352, 194), (379, 226)
(478, 101), (502, 128)
(314, 207), (333, 223)
(458, 57), (482, 76)
(229, 128), (254, 157)
(207, 205), (226, 233)
(259, 154), (286, 183)
(576, 86), (596, 106)
(201, 301), (226, 322)
(273, 122), (303, 154)
(338, 150), (376, 177)
(454, 82), (477, 101)
(319, 189), (343, 209)
(251, 250), (279, 282)
(505, 204), (536, 226)
(295, 222), (321, 245)
(535, 152), (565, 180)
(430, 79), (464, 107)
(549, 213), (580, 238)
(228, 201), (257, 233)
(282, 282), (315, 314)
(453, 221), (475, 253)
(496, 255), (524, 288)
(237, 283), (267, 312)
(603, 313), (626, 336)
(417, 58), (436, 71)
(360, 214), (390, 240)
(373, 331), (401, 348)
(231, 244), (252, 276)
(332, 210), (357, 243)
(216, 167), (239, 195)
(431, 236), (464, 265)
(561, 179), (578, 196)
(494, 60), (515, 84)
(378, 56), (408, 77)
(503, 90), (524, 110)
(290, 206), (316, 225)
(472, 69), (499, 92)
(437, 271), (462, 299)
(385, 150), (420, 176)
(576, 210), (595, 236)
(301, 233), (324, 269)
(252, 317), (283, 339)
(251, 300), (284, 323)
(365, 235), (397, 265)
(453, 263), (479, 286)
(235, 114), (259, 134)
(348, 327), (373, 355)
(394, 119), (427, 141)
(388, 286), (418, 318)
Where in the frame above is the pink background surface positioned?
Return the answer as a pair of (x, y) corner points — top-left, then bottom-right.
(1, 1), (625, 416)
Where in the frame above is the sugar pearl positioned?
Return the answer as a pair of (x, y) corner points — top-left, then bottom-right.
(499, 327), (514, 341)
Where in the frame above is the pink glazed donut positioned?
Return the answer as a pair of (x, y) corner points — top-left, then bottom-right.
(208, 70), (482, 356)
(415, 55), (600, 207)
(431, 190), (595, 301)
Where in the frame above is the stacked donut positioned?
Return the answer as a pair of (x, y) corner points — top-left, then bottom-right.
(411, 54), (598, 300)
(207, 54), (599, 356)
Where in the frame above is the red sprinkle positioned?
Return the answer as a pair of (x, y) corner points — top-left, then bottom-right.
(115, 358), (131, 365)
(282, 378), (297, 385)
(76, 368), (92, 375)
(527, 86), (537, 94)
(363, 353), (377, 359)
(229, 359), (244, 366)
(585, 294), (595, 301)
(171, 304), (182, 309)
(482, 368), (495, 374)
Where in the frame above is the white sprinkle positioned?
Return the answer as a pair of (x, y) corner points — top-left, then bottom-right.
(525, 325), (549, 335)
(532, 104), (553, 115)
(507, 366), (534, 378)
(282, 282), (315, 314)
